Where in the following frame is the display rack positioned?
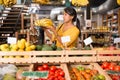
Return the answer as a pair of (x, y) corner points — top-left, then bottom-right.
(81, 30), (111, 47)
(0, 50), (120, 80)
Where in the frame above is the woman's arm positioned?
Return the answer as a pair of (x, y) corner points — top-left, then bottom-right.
(44, 27), (63, 47)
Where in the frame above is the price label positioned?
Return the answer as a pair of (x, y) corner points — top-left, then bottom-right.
(7, 37), (17, 44)
(84, 37), (93, 46)
(22, 71), (48, 79)
(61, 36), (70, 43)
(114, 38), (120, 43)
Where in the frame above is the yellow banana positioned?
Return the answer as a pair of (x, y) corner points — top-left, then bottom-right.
(72, 0), (89, 6)
(117, 0), (120, 5)
(0, 0), (4, 5)
(34, 18), (53, 28)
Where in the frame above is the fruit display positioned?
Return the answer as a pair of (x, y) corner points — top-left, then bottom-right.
(100, 62), (120, 80)
(68, 64), (106, 80)
(0, 38), (36, 51)
(33, 0), (49, 4)
(71, 0), (89, 6)
(34, 18), (54, 28)
(0, 0), (16, 7)
(33, 63), (65, 80)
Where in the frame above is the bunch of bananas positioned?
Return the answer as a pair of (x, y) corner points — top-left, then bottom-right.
(34, 18), (53, 28)
(72, 0), (89, 6)
(117, 0), (120, 5)
(0, 0), (16, 7)
(33, 0), (49, 4)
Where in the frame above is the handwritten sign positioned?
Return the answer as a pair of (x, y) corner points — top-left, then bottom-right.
(61, 36), (70, 43)
(22, 71), (48, 79)
(7, 37), (17, 44)
(114, 38), (120, 43)
(84, 37), (93, 46)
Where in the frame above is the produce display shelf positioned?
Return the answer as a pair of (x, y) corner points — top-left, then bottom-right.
(0, 50), (120, 63)
(0, 51), (32, 64)
(31, 51), (66, 63)
(96, 50), (120, 61)
(65, 50), (97, 63)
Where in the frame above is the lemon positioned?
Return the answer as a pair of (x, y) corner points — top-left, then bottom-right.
(17, 42), (25, 50)
(30, 45), (36, 50)
(25, 42), (31, 48)
(0, 44), (9, 51)
(11, 44), (18, 51)
(18, 49), (24, 51)
(25, 47), (32, 51)
(20, 39), (26, 44)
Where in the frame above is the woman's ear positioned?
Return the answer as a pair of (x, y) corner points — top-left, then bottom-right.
(70, 16), (74, 20)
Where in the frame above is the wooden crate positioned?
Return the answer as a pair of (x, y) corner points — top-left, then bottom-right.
(66, 63), (112, 80)
(65, 50), (97, 63)
(0, 51), (32, 64)
(31, 51), (66, 63)
(25, 63), (70, 80)
(96, 50), (120, 61)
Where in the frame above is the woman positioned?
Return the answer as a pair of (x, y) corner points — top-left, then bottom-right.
(44, 7), (80, 49)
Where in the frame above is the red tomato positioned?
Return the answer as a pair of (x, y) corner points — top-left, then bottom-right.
(37, 66), (44, 71)
(108, 65), (115, 70)
(110, 62), (117, 66)
(102, 62), (109, 69)
(49, 70), (54, 75)
(42, 64), (49, 70)
(112, 75), (119, 80)
(58, 76), (65, 80)
(47, 75), (55, 80)
(54, 77), (59, 80)
(59, 71), (65, 77)
(50, 66), (57, 72)
(114, 65), (120, 71)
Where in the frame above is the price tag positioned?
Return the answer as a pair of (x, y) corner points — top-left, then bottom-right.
(7, 37), (17, 44)
(61, 36), (70, 43)
(84, 37), (93, 46)
(114, 38), (120, 43)
(22, 71), (48, 79)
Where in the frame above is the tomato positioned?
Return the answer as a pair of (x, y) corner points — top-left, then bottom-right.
(37, 66), (44, 71)
(112, 75), (119, 80)
(50, 66), (56, 72)
(47, 75), (55, 80)
(108, 62), (117, 70)
(54, 77), (59, 80)
(102, 62), (109, 69)
(108, 65), (114, 70)
(49, 70), (54, 75)
(58, 76), (65, 80)
(42, 64), (49, 70)
(59, 71), (65, 77)
(114, 65), (120, 71)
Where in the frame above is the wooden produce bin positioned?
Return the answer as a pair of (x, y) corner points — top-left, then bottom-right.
(66, 63), (112, 80)
(0, 51), (32, 64)
(26, 63), (71, 80)
(31, 51), (66, 63)
(65, 50), (97, 63)
(96, 50), (120, 61)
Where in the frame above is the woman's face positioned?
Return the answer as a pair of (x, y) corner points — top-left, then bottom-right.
(63, 11), (73, 23)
